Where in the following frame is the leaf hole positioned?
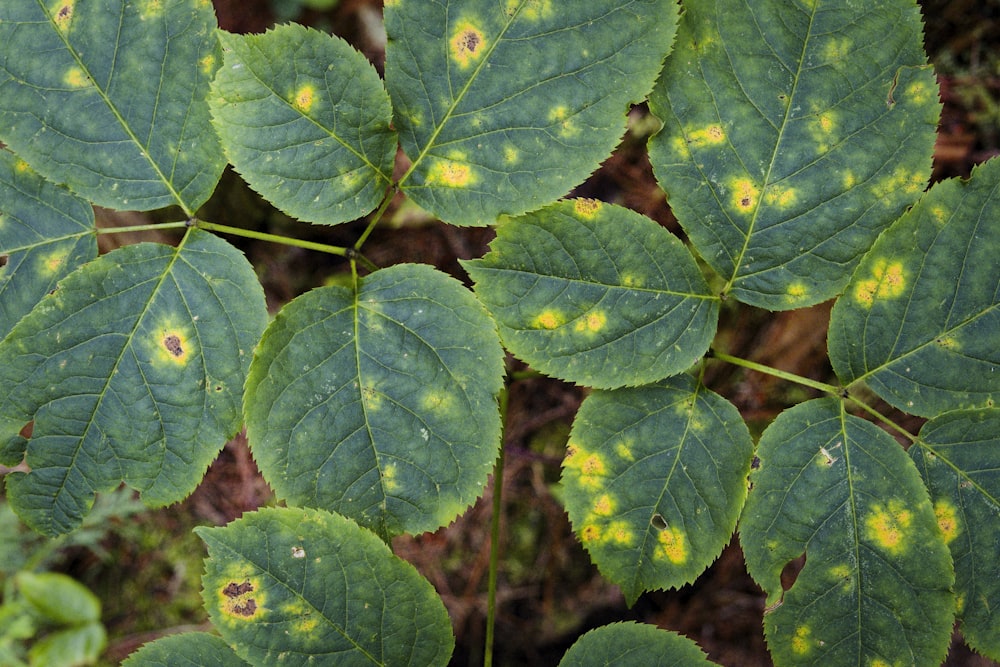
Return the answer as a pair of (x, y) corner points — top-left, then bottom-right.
(780, 553), (806, 592)
(650, 513), (668, 531)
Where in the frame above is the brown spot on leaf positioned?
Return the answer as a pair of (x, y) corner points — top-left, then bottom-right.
(232, 598), (257, 617)
(224, 581), (254, 597)
(459, 30), (480, 53)
(163, 334), (184, 357)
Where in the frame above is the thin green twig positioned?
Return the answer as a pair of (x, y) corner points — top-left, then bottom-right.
(709, 349), (841, 395)
(484, 384), (509, 667)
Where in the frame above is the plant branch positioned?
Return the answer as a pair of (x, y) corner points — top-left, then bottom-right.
(708, 350), (841, 395)
(484, 384), (509, 667)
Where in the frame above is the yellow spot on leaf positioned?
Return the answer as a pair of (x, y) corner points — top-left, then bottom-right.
(52, 0), (75, 31)
(14, 159), (31, 173)
(655, 525), (687, 564)
(154, 324), (194, 366)
(730, 178), (759, 213)
(421, 390), (453, 411)
(786, 283), (807, 300)
(508, 0), (554, 20)
(574, 310), (607, 333)
(764, 186), (797, 208)
(792, 625), (812, 655)
(63, 66), (89, 88)
(450, 21), (485, 69)
(688, 124), (726, 147)
(199, 55), (216, 75)
(581, 524), (601, 543)
(865, 499), (912, 554)
(614, 440), (634, 462)
(934, 500), (959, 544)
(382, 463), (399, 492)
(593, 494), (614, 516)
(573, 198), (602, 218)
(829, 564), (854, 591)
(580, 454), (606, 477)
(606, 521), (634, 545)
(906, 80), (932, 105)
(533, 310), (563, 330)
(818, 113), (835, 133)
(40, 249), (68, 275)
(428, 160), (475, 188)
(853, 259), (906, 307)
(671, 135), (691, 158)
(936, 335), (960, 351)
(931, 205), (948, 224)
(503, 145), (519, 164)
(292, 84), (317, 113)
(843, 170), (857, 189)
(822, 36), (852, 63)
(140, 0), (162, 18)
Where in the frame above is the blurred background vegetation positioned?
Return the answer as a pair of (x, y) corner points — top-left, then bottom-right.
(1, 1), (998, 665)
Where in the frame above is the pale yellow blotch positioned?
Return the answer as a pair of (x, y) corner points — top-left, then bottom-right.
(843, 170), (857, 189)
(573, 198), (602, 219)
(865, 499), (912, 554)
(873, 169), (924, 201)
(291, 83), (317, 113)
(818, 113), (835, 134)
(730, 178), (759, 213)
(382, 463), (399, 492)
(853, 259), (906, 307)
(905, 80), (932, 105)
(931, 205), (948, 225)
(764, 186), (797, 208)
(956, 593), (965, 613)
(574, 310), (607, 334)
(580, 524), (601, 543)
(687, 124), (726, 147)
(40, 249), (68, 275)
(655, 525), (688, 564)
(14, 159), (31, 173)
(936, 335), (960, 351)
(934, 499), (960, 544)
(791, 625), (812, 655)
(549, 106), (569, 122)
(508, 0), (554, 21)
(606, 521), (634, 546)
(593, 494), (614, 516)
(621, 274), (642, 288)
(580, 453), (606, 477)
(421, 390), (454, 411)
(428, 160), (475, 188)
(786, 283), (807, 301)
(450, 21), (486, 69)
(829, 564), (854, 591)
(199, 54), (216, 76)
(869, 660), (892, 667)
(139, 0), (163, 18)
(822, 36), (852, 63)
(51, 0), (75, 31)
(670, 135), (691, 159)
(533, 310), (563, 330)
(614, 440), (634, 462)
(63, 66), (89, 88)
(503, 145), (519, 164)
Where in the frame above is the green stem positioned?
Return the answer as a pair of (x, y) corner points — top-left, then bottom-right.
(95, 220), (190, 235)
(353, 184), (398, 252)
(844, 396), (919, 444)
(709, 350), (841, 395)
(484, 385), (508, 667)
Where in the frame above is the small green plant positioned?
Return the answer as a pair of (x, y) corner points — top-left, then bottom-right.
(0, 1), (997, 665)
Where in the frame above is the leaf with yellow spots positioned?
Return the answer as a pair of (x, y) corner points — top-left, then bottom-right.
(911, 409), (1000, 658)
(196, 507), (454, 666)
(244, 264), (505, 540)
(385, 0), (679, 225)
(740, 398), (954, 666)
(830, 158), (1000, 418)
(121, 632), (249, 666)
(0, 0), (224, 212)
(210, 25), (396, 226)
(464, 201), (718, 389)
(0, 229), (268, 535)
(562, 375), (753, 604)
(0, 150), (97, 342)
(558, 622), (719, 666)
(648, 0), (939, 309)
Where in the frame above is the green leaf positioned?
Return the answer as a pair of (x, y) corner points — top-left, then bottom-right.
(740, 398), (954, 666)
(245, 263), (504, 538)
(911, 409), (1000, 659)
(196, 506), (454, 667)
(26, 622), (105, 667)
(561, 375), (753, 605)
(0, 229), (268, 536)
(385, 0), (679, 225)
(16, 572), (100, 625)
(648, 0), (940, 309)
(0, 151), (97, 341)
(829, 157), (1000, 418)
(557, 622), (719, 666)
(464, 200), (718, 388)
(0, 0), (224, 213)
(122, 632), (249, 667)
(210, 25), (396, 226)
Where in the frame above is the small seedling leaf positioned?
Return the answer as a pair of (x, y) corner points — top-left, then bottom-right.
(740, 398), (954, 666)
(562, 375), (753, 604)
(196, 506), (454, 667)
(210, 25), (396, 225)
(648, 0), (939, 309)
(464, 200), (718, 388)
(385, 0), (679, 225)
(245, 263), (505, 539)
(0, 0), (225, 213)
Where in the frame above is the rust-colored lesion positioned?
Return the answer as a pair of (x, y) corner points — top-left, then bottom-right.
(222, 580), (259, 618)
(163, 334), (184, 357)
